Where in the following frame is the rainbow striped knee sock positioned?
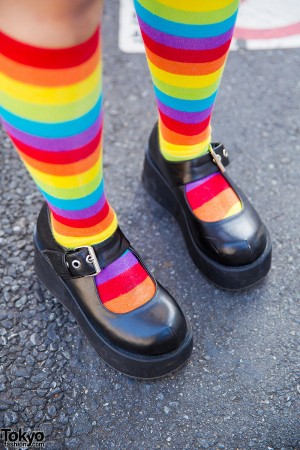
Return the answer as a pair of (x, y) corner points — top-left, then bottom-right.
(135, 0), (242, 222)
(0, 28), (155, 313)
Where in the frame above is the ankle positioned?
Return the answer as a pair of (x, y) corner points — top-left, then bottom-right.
(49, 207), (118, 250)
(158, 120), (211, 162)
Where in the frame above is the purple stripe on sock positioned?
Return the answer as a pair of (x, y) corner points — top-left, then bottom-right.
(49, 193), (106, 219)
(139, 17), (234, 50)
(96, 250), (138, 285)
(1, 115), (102, 151)
(186, 173), (216, 192)
(157, 99), (212, 124)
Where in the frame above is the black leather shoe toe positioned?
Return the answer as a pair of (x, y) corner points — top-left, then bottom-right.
(142, 124), (272, 290)
(198, 194), (268, 267)
(34, 204), (193, 378)
(112, 284), (188, 357)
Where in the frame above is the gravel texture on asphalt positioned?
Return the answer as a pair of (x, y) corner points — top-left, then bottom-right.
(0, 1), (299, 449)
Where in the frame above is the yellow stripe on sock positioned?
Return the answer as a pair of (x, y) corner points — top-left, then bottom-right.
(152, 74), (220, 100)
(152, 0), (236, 13)
(0, 64), (101, 105)
(224, 201), (243, 218)
(159, 126), (211, 161)
(51, 213), (118, 249)
(148, 59), (223, 88)
(0, 85), (101, 123)
(138, 0), (239, 24)
(25, 158), (102, 190)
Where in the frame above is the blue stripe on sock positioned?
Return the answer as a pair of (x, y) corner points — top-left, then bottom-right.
(134, 0), (238, 38)
(0, 96), (102, 138)
(40, 179), (105, 210)
(154, 86), (217, 112)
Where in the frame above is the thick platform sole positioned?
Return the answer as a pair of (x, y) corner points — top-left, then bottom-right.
(34, 239), (193, 379)
(142, 150), (272, 291)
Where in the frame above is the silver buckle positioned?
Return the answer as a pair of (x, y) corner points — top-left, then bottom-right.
(74, 245), (101, 276)
(209, 144), (226, 173)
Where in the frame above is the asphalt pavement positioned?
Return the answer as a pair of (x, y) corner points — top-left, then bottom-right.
(0, 1), (299, 449)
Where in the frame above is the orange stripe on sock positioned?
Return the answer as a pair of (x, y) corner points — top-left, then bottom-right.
(52, 206), (114, 237)
(18, 144), (101, 176)
(146, 47), (227, 76)
(160, 120), (211, 146)
(103, 277), (155, 314)
(0, 48), (100, 86)
(193, 189), (241, 222)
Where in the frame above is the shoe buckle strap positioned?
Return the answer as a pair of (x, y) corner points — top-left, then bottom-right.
(62, 227), (130, 279)
(43, 227), (130, 279)
(209, 144), (227, 173)
(163, 142), (230, 186)
(65, 245), (101, 278)
(72, 245), (101, 276)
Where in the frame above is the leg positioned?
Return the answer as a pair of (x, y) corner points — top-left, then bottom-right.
(0, 0), (192, 377)
(0, 0), (115, 249)
(0, 0), (103, 47)
(135, 0), (241, 221)
(135, 0), (272, 288)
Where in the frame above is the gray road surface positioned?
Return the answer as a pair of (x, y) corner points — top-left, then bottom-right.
(0, 1), (299, 449)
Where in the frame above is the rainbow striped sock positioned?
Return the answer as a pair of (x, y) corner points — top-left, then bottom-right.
(135, 0), (242, 222)
(0, 28), (155, 313)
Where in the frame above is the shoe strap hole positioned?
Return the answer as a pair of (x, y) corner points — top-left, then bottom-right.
(86, 255), (93, 264)
(72, 260), (81, 269)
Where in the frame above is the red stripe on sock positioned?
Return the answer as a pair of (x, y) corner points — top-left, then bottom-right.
(0, 28), (99, 69)
(51, 201), (109, 228)
(187, 174), (231, 210)
(141, 31), (231, 63)
(99, 264), (148, 303)
(159, 110), (211, 136)
(12, 129), (102, 164)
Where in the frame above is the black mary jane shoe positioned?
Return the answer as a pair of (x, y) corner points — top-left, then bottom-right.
(34, 204), (193, 379)
(142, 123), (272, 290)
